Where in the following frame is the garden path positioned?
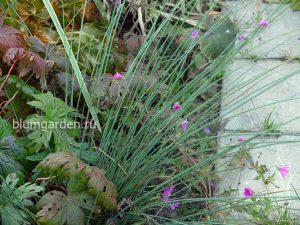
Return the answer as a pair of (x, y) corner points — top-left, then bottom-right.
(218, 0), (300, 221)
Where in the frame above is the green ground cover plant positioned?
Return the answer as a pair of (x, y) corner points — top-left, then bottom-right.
(0, 0), (299, 224)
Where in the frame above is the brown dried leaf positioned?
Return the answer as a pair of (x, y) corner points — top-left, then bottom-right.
(84, 2), (101, 21)
(3, 48), (49, 84)
(85, 166), (118, 211)
(3, 48), (26, 65)
(37, 151), (87, 177)
(37, 152), (118, 211)
(18, 50), (48, 80)
(0, 26), (26, 53)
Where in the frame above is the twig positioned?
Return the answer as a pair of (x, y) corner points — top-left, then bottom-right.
(0, 53), (27, 92)
(0, 61), (17, 92)
(0, 92), (17, 115)
(137, 6), (146, 36)
(156, 10), (204, 28)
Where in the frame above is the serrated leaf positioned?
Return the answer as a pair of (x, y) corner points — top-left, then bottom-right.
(37, 152), (118, 210)
(36, 191), (85, 225)
(3, 47), (49, 85)
(0, 173), (43, 225)
(85, 166), (118, 210)
(0, 118), (14, 139)
(0, 25), (26, 53)
(37, 152), (86, 177)
(26, 151), (49, 161)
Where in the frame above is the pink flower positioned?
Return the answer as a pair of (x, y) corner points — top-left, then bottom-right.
(113, 72), (123, 80)
(203, 127), (211, 134)
(279, 165), (290, 178)
(190, 29), (200, 40)
(162, 185), (175, 202)
(258, 19), (269, 27)
(239, 136), (246, 142)
(170, 202), (179, 210)
(172, 102), (181, 111)
(238, 35), (246, 41)
(115, 0), (121, 5)
(243, 187), (254, 198)
(180, 119), (189, 131)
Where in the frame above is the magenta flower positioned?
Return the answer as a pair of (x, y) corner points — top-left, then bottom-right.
(170, 202), (180, 210)
(162, 185), (175, 202)
(203, 127), (211, 134)
(243, 187), (254, 198)
(190, 29), (200, 40)
(258, 19), (269, 27)
(113, 72), (123, 80)
(115, 0), (121, 5)
(279, 165), (290, 178)
(239, 136), (246, 142)
(180, 119), (189, 131)
(238, 35), (246, 41)
(172, 102), (181, 111)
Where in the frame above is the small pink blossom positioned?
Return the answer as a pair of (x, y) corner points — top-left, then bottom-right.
(279, 165), (290, 178)
(203, 127), (211, 134)
(238, 35), (247, 41)
(115, 0), (121, 5)
(170, 202), (179, 210)
(113, 72), (123, 80)
(258, 19), (269, 27)
(180, 119), (189, 131)
(190, 29), (200, 40)
(172, 102), (181, 111)
(162, 185), (175, 202)
(239, 136), (246, 142)
(243, 187), (254, 198)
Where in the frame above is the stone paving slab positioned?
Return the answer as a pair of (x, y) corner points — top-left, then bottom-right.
(218, 0), (300, 222)
(224, 1), (300, 58)
(220, 59), (300, 132)
(217, 133), (300, 221)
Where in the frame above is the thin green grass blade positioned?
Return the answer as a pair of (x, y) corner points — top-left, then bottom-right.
(41, 0), (102, 132)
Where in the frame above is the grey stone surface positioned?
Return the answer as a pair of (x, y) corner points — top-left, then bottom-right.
(217, 133), (300, 221)
(223, 0), (300, 58)
(220, 59), (300, 132)
(218, 0), (300, 222)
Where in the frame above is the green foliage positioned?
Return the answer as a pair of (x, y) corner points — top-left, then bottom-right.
(200, 18), (237, 59)
(263, 111), (280, 133)
(1, 75), (41, 98)
(0, 136), (24, 177)
(0, 173), (43, 225)
(25, 92), (80, 153)
(36, 152), (118, 211)
(36, 190), (100, 225)
(0, 118), (14, 139)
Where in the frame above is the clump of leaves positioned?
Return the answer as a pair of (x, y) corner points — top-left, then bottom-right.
(0, 118), (25, 177)
(0, 22), (51, 86)
(0, 75), (40, 99)
(25, 92), (80, 153)
(36, 151), (118, 211)
(36, 190), (101, 225)
(0, 173), (44, 225)
(0, 136), (24, 177)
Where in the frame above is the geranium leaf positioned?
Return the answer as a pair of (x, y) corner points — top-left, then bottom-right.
(36, 191), (85, 225)
(37, 152), (118, 210)
(85, 166), (118, 210)
(3, 47), (50, 86)
(0, 25), (26, 53)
